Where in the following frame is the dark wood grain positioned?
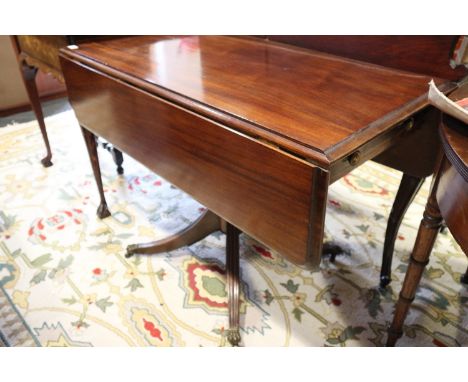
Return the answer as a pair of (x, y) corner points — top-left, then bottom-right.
(262, 36), (467, 81)
(388, 109), (468, 346)
(436, 159), (468, 251)
(373, 107), (443, 178)
(61, 55), (327, 267)
(60, 36), (451, 169)
(18, 62), (53, 167)
(80, 126), (111, 219)
(387, 171), (444, 346)
(380, 174), (425, 288)
(437, 113), (468, 250)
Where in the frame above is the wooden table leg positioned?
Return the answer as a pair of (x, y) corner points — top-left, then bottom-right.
(226, 223), (241, 346)
(80, 126), (111, 219)
(20, 63), (53, 168)
(380, 173), (425, 288)
(125, 209), (222, 257)
(386, 187), (443, 346)
(125, 209), (242, 346)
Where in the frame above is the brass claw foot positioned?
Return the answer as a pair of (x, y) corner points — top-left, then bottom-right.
(227, 329), (241, 347)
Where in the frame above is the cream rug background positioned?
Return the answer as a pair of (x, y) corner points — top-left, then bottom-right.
(0, 110), (466, 346)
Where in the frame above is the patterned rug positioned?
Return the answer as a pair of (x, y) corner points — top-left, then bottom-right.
(0, 110), (466, 347)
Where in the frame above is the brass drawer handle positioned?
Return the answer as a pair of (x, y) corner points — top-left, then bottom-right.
(404, 118), (414, 132)
(348, 151), (361, 166)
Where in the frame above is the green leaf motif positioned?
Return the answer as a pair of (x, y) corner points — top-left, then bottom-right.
(426, 267), (444, 280)
(71, 320), (89, 329)
(31, 253), (53, 267)
(212, 328), (223, 335)
(30, 269), (47, 285)
(342, 326), (366, 341)
(125, 278), (143, 292)
(396, 264), (408, 274)
(373, 212), (384, 221)
(58, 255), (73, 270)
(342, 229), (351, 239)
(292, 307), (304, 322)
(281, 279), (299, 294)
(326, 337), (342, 345)
(264, 289), (274, 305)
(88, 243), (110, 251)
(62, 296), (77, 305)
(0, 211), (16, 231)
(365, 289), (382, 318)
(156, 268), (166, 281)
(96, 297), (113, 312)
(10, 249), (24, 258)
(356, 224), (369, 233)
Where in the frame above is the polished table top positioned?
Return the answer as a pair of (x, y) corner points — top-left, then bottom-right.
(59, 36), (459, 267)
(62, 36), (452, 167)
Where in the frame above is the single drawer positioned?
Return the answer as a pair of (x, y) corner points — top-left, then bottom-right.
(60, 56), (329, 266)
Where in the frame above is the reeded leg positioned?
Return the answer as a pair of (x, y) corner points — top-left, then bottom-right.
(386, 190), (442, 346)
(380, 173), (425, 288)
(21, 63), (53, 167)
(226, 223), (241, 346)
(125, 210), (222, 257)
(81, 126), (111, 219)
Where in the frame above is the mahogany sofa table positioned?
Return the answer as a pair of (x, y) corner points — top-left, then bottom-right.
(59, 36), (458, 345)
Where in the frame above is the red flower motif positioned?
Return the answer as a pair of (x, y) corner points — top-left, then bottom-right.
(331, 297), (342, 306)
(92, 268), (102, 275)
(398, 235), (405, 240)
(432, 339), (446, 347)
(143, 318), (163, 341)
(253, 245), (273, 259)
(329, 200), (341, 207)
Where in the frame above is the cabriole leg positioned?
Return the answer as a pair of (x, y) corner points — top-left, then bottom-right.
(81, 126), (111, 219)
(380, 173), (424, 288)
(21, 63), (53, 167)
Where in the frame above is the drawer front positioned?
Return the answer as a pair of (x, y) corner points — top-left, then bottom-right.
(61, 56), (327, 266)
